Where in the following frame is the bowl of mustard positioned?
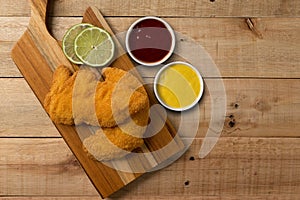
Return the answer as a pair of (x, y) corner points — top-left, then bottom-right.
(154, 61), (204, 111)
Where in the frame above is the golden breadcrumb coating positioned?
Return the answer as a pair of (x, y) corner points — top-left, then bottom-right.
(83, 106), (149, 161)
(44, 65), (149, 160)
(44, 66), (76, 125)
(44, 65), (149, 127)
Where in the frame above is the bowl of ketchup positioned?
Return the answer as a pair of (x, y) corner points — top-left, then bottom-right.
(125, 16), (175, 66)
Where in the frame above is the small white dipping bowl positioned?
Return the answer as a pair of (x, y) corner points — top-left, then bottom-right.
(125, 16), (175, 66)
(154, 61), (204, 111)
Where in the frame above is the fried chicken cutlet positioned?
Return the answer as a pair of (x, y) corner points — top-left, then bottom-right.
(44, 65), (150, 160)
(44, 65), (149, 127)
(83, 106), (149, 161)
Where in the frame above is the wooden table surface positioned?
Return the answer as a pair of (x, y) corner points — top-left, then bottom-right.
(1, 0), (300, 199)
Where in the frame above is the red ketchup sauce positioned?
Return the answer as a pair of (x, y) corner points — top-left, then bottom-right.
(128, 19), (172, 64)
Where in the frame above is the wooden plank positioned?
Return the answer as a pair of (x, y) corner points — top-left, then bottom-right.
(1, 137), (300, 196)
(1, 17), (299, 78)
(0, 42), (23, 77)
(1, 196), (300, 200)
(0, 0), (299, 17)
(116, 138), (300, 197)
(1, 78), (300, 138)
(0, 138), (97, 196)
(0, 78), (59, 137)
(0, 198), (100, 200)
(200, 78), (300, 138)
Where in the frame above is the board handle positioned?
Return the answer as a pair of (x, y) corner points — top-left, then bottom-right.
(26, 0), (78, 72)
(27, 0), (49, 38)
(29, 0), (48, 24)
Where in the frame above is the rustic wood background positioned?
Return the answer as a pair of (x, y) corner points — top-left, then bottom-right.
(1, 0), (300, 199)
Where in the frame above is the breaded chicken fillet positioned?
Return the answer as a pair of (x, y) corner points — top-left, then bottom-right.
(44, 65), (149, 127)
(44, 65), (149, 160)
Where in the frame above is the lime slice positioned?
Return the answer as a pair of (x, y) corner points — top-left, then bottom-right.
(62, 23), (94, 64)
(74, 27), (115, 67)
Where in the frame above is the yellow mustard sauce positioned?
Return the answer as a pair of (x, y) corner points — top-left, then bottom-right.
(157, 63), (201, 108)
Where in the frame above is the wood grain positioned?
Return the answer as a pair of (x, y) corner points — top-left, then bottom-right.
(2, 17), (300, 78)
(1, 78), (300, 138)
(2, 0), (300, 199)
(1, 196), (300, 200)
(0, 0), (299, 17)
(0, 78), (58, 137)
(1, 138), (300, 197)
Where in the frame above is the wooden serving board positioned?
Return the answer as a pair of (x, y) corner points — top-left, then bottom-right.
(11, 0), (184, 198)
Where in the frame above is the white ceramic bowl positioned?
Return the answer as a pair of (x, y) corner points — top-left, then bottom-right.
(154, 61), (204, 111)
(125, 16), (175, 66)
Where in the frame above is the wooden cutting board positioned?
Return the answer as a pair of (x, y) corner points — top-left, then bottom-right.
(11, 0), (184, 198)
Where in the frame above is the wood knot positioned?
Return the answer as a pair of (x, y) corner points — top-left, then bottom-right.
(228, 120), (236, 127)
(227, 114), (236, 128)
(184, 180), (190, 186)
(254, 97), (271, 112)
(189, 156), (195, 161)
(59, 156), (80, 174)
(231, 102), (240, 109)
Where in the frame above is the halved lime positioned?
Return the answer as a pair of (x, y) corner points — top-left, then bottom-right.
(74, 27), (115, 67)
(62, 23), (94, 64)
